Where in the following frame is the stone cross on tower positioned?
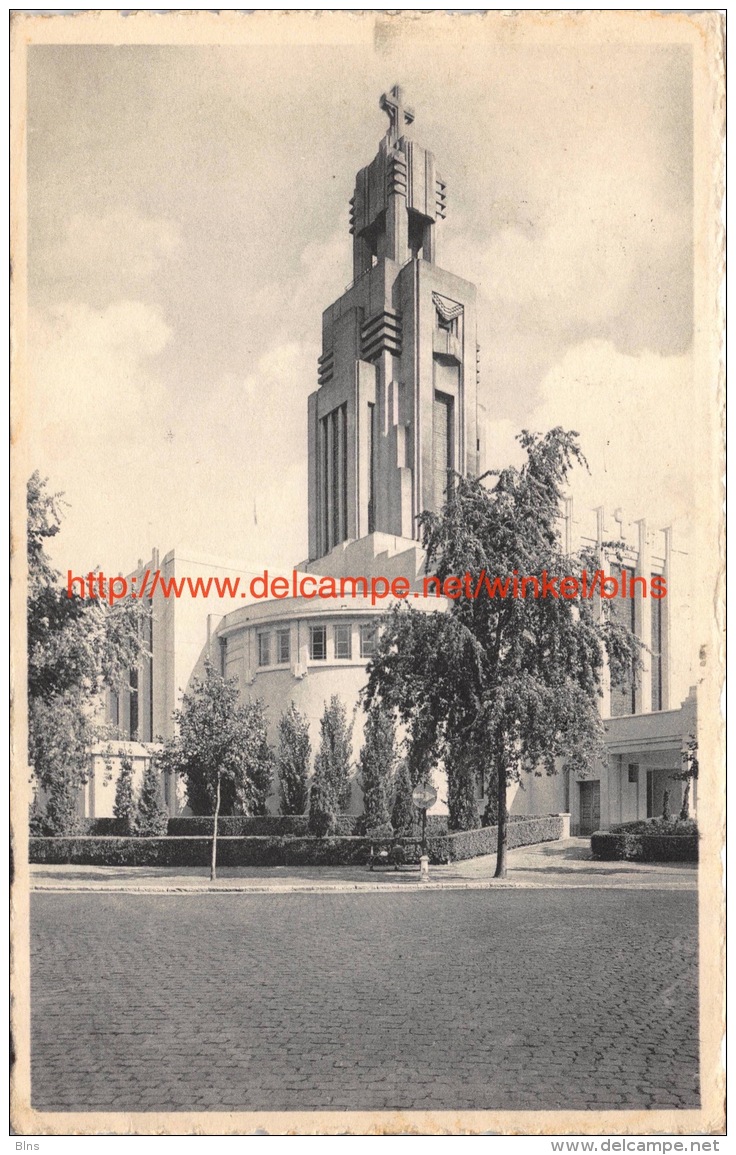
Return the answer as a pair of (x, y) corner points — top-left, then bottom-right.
(380, 85), (415, 142)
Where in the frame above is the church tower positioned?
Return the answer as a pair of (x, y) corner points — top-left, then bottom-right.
(307, 86), (485, 563)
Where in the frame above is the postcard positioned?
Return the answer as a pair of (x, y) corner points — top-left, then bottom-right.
(10, 9), (725, 1138)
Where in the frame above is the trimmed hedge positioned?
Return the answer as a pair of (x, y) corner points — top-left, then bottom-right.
(606, 818), (697, 837)
(29, 815), (563, 868)
(82, 818), (133, 836)
(77, 814), (454, 839)
(163, 814), (450, 838)
(591, 828), (698, 863)
(165, 815), (360, 837)
(29, 835), (410, 868)
(439, 815), (564, 863)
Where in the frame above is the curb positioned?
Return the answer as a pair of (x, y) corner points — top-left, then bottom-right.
(30, 879), (520, 895)
(29, 879), (696, 895)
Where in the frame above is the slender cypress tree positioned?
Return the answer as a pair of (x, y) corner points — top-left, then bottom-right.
(314, 695), (353, 812)
(135, 757), (169, 836)
(113, 754), (136, 833)
(359, 704), (396, 832)
(276, 703), (311, 815)
(391, 760), (415, 836)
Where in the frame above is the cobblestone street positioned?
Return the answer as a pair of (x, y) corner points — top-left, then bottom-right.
(31, 889), (699, 1113)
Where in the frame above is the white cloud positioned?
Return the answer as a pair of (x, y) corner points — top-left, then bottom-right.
(446, 171), (689, 352)
(28, 299), (174, 571)
(29, 300), (172, 449)
(28, 304), (313, 574)
(39, 208), (182, 290)
(485, 340), (703, 548)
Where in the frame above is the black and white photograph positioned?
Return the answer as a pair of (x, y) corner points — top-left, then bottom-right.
(10, 9), (725, 1139)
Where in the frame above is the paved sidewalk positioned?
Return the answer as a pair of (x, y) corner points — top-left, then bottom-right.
(29, 837), (697, 893)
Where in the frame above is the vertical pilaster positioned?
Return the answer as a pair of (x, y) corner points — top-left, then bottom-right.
(599, 759), (611, 831)
(353, 235), (372, 281)
(88, 757), (96, 819)
(595, 507), (612, 718)
(307, 392), (319, 561)
(635, 518), (652, 715)
(386, 193), (408, 265)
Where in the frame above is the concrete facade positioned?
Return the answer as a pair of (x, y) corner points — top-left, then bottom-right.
(506, 686), (698, 836)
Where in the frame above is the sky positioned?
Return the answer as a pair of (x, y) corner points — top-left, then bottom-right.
(26, 35), (700, 581)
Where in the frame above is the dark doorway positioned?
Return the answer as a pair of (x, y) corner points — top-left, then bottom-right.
(579, 780), (601, 835)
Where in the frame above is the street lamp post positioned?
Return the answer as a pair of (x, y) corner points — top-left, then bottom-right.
(411, 783), (438, 881)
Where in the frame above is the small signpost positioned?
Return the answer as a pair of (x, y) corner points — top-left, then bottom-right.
(412, 783), (438, 865)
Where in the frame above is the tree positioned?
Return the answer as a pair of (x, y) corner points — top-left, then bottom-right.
(28, 790), (46, 836)
(26, 472), (148, 833)
(444, 737), (480, 831)
(160, 661), (274, 879)
(307, 775), (337, 838)
(135, 756), (169, 836)
(113, 754), (136, 833)
(403, 702), (438, 789)
(276, 703), (311, 815)
(28, 693), (92, 834)
(27, 473), (144, 706)
(365, 429), (642, 877)
(358, 704), (396, 832)
(391, 759), (415, 836)
(45, 765), (86, 836)
(675, 734), (699, 820)
(241, 699), (275, 817)
(314, 695), (353, 813)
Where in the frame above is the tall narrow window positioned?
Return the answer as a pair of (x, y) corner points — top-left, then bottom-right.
(331, 408), (340, 544)
(309, 625), (327, 661)
(257, 632), (271, 667)
(320, 415), (329, 556)
(319, 403), (348, 553)
(334, 623), (352, 660)
(651, 578), (663, 712)
(359, 623), (378, 659)
(433, 390), (453, 512)
(609, 566), (637, 717)
(276, 628), (291, 665)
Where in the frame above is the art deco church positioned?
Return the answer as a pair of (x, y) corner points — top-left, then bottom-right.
(94, 88), (696, 833)
(205, 86), (484, 811)
(307, 84), (485, 558)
